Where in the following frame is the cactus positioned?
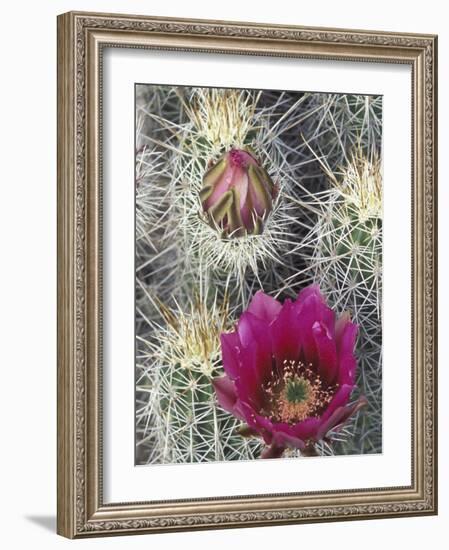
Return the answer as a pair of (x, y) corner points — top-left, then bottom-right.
(136, 291), (263, 463)
(304, 148), (383, 454)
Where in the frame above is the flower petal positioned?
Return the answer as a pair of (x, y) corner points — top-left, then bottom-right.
(312, 320), (338, 384)
(270, 299), (302, 362)
(337, 321), (358, 385)
(316, 395), (367, 441)
(247, 290), (282, 323)
(320, 384), (354, 423)
(239, 408), (274, 445)
(296, 286), (335, 335)
(227, 187), (246, 237)
(202, 157), (230, 209)
(294, 289), (335, 365)
(296, 284), (322, 305)
(212, 376), (245, 421)
(207, 190), (233, 224)
(291, 417), (321, 442)
(264, 417), (318, 445)
(333, 395), (368, 430)
(337, 317), (358, 354)
(237, 312), (273, 383)
(234, 344), (264, 409)
(335, 311), (351, 342)
(247, 164), (273, 215)
(220, 332), (241, 380)
(272, 431), (306, 452)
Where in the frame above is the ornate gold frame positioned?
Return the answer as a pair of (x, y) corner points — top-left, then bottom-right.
(57, 11), (438, 538)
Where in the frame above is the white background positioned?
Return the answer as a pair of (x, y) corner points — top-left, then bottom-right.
(104, 49), (411, 502)
(0, 0), (446, 548)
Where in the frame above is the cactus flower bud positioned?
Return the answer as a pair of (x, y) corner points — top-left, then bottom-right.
(200, 148), (275, 237)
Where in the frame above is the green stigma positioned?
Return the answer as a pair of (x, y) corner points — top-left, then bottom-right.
(285, 377), (310, 404)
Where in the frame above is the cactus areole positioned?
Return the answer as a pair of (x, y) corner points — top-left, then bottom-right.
(200, 148), (276, 237)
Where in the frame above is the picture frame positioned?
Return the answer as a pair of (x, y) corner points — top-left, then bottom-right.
(57, 11), (438, 538)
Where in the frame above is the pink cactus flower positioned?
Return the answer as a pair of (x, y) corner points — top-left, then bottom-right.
(213, 285), (367, 458)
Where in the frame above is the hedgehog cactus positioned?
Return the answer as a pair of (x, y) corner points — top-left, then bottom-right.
(310, 148), (382, 454)
(316, 149), (382, 329)
(141, 293), (262, 463)
(151, 359), (263, 463)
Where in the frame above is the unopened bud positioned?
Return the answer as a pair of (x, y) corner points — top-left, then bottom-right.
(200, 149), (275, 237)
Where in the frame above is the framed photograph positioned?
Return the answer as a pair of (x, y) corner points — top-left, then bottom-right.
(57, 11), (438, 538)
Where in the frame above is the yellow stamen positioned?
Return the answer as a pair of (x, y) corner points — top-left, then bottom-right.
(263, 359), (337, 424)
